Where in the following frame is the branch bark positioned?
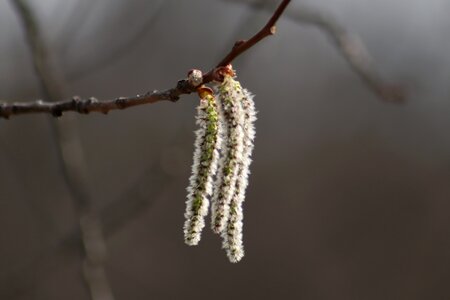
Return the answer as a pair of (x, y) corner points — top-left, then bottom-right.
(1, 0), (292, 119)
(0, 86), (193, 118)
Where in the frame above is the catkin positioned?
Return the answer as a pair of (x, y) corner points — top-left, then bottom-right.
(184, 89), (222, 245)
(184, 70), (256, 263)
(223, 86), (256, 263)
(210, 75), (245, 235)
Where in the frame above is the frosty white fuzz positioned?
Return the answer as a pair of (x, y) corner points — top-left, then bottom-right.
(183, 70), (256, 263)
(222, 87), (256, 263)
(210, 75), (245, 235)
(184, 91), (222, 245)
(187, 69), (203, 87)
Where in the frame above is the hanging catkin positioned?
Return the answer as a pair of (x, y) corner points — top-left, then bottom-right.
(184, 67), (256, 263)
(184, 87), (222, 245)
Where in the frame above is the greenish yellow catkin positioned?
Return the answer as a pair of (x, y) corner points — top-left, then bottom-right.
(223, 85), (256, 263)
(184, 90), (222, 245)
(211, 74), (257, 263)
(183, 69), (256, 263)
(210, 75), (245, 235)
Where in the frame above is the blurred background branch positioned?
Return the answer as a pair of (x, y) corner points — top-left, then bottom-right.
(66, 1), (168, 81)
(0, 164), (169, 298)
(226, 0), (406, 102)
(9, 0), (115, 299)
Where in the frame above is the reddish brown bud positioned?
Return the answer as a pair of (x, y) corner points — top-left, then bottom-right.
(197, 86), (214, 99)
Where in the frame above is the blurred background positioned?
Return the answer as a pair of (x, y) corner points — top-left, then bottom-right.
(1, 0), (449, 299)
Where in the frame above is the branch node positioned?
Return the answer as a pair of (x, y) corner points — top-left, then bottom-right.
(169, 95), (180, 102)
(234, 40), (246, 48)
(80, 99), (89, 114)
(145, 91), (156, 97)
(171, 79), (196, 101)
(177, 79), (190, 91)
(51, 107), (63, 117)
(116, 97), (128, 109)
(0, 103), (9, 119)
(71, 96), (80, 102)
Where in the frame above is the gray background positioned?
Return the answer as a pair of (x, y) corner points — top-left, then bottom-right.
(0, 0), (449, 299)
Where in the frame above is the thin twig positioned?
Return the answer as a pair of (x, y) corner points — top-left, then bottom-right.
(216, 0), (273, 63)
(226, 0), (406, 102)
(9, 1), (115, 299)
(1, 0), (292, 119)
(0, 85), (193, 118)
(214, 0), (290, 68)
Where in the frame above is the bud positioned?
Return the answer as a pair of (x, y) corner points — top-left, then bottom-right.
(187, 69), (203, 87)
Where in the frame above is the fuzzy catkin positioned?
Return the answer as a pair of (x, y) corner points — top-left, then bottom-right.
(184, 91), (222, 245)
(210, 75), (245, 235)
(222, 86), (256, 263)
(183, 71), (256, 263)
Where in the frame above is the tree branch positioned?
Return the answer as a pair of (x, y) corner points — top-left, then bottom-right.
(1, 0), (292, 119)
(214, 0), (290, 68)
(0, 84), (194, 118)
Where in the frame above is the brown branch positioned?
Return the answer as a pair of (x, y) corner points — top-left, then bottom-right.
(216, 0), (290, 68)
(0, 0), (291, 119)
(0, 83), (195, 118)
(226, 0), (406, 102)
